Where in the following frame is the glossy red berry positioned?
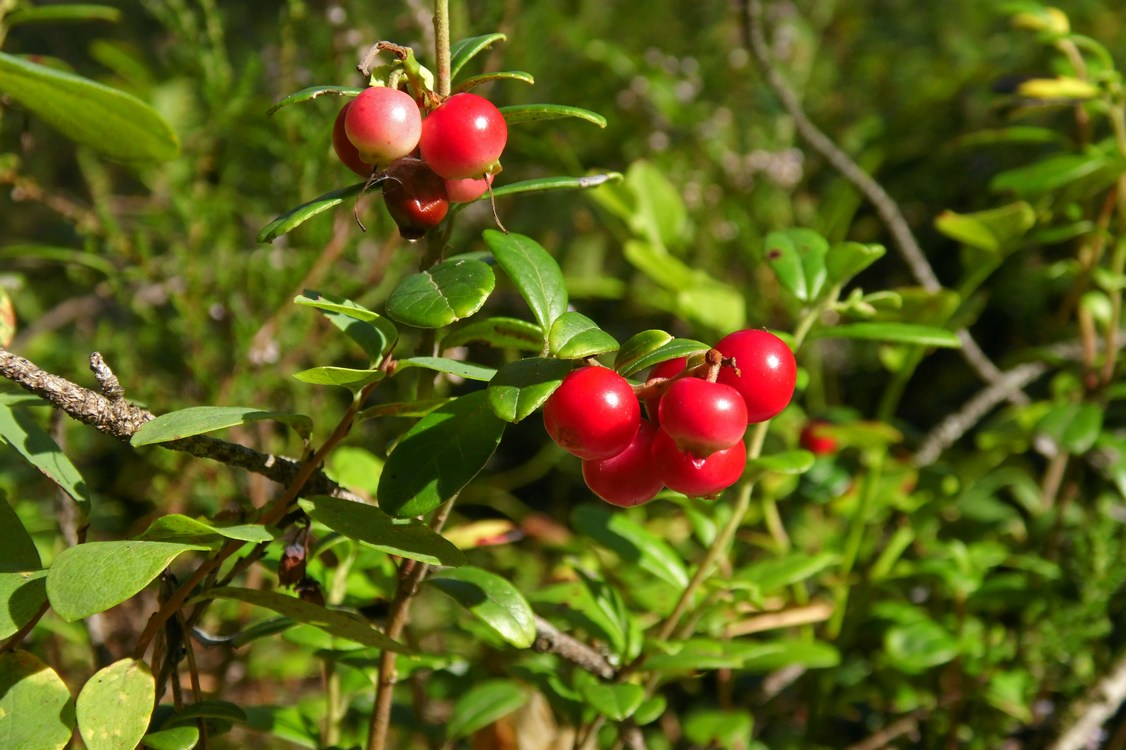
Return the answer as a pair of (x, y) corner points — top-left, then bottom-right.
(419, 93), (508, 179)
(643, 356), (686, 421)
(445, 173), (494, 203)
(715, 329), (797, 424)
(544, 367), (640, 460)
(582, 420), (664, 507)
(800, 420), (838, 456)
(650, 428), (746, 498)
(381, 158), (449, 240)
(344, 86), (422, 167)
(333, 101), (373, 177)
(658, 378), (747, 457)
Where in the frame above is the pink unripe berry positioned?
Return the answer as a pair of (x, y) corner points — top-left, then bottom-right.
(344, 86), (423, 167)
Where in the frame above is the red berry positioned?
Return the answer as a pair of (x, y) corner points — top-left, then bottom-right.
(419, 93), (507, 179)
(344, 86), (422, 167)
(658, 377), (748, 457)
(381, 158), (449, 240)
(800, 420), (838, 456)
(445, 173), (495, 203)
(333, 101), (373, 177)
(715, 329), (796, 423)
(650, 428), (746, 498)
(643, 357), (686, 421)
(582, 420), (664, 507)
(543, 367), (640, 460)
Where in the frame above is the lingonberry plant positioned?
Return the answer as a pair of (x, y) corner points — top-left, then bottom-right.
(5, 2), (1126, 749)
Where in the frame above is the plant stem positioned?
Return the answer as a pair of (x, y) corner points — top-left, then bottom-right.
(433, 0), (451, 97)
(827, 450), (884, 639)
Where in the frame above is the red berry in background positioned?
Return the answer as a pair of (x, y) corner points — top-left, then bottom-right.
(715, 329), (797, 424)
(419, 92), (508, 179)
(445, 173), (494, 203)
(651, 428), (746, 498)
(344, 86), (423, 167)
(643, 356), (686, 421)
(381, 158), (449, 240)
(800, 420), (838, 456)
(582, 420), (664, 507)
(658, 377), (748, 457)
(333, 101), (373, 177)
(543, 367), (640, 460)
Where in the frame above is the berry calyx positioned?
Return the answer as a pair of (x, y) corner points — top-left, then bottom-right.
(715, 329), (797, 424)
(543, 366), (640, 460)
(582, 420), (664, 507)
(333, 101), (373, 177)
(381, 158), (449, 240)
(419, 93), (508, 179)
(658, 377), (748, 457)
(344, 86), (423, 167)
(650, 428), (746, 498)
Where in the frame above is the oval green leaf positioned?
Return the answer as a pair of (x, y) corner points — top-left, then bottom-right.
(616, 338), (709, 378)
(734, 552), (839, 595)
(77, 659), (154, 750)
(141, 727), (200, 750)
(500, 103), (607, 128)
(475, 172), (623, 202)
(884, 619), (960, 674)
(132, 406), (313, 446)
(762, 228), (829, 303)
(442, 316), (546, 351)
(0, 51), (177, 162)
(139, 515), (276, 545)
(614, 329), (673, 374)
(453, 70), (534, 93)
(8, 5), (121, 25)
(934, 202), (1035, 253)
(295, 290), (398, 361)
(548, 312), (619, 359)
(990, 150), (1111, 197)
(0, 405), (92, 513)
(267, 84), (363, 115)
(386, 256), (495, 328)
(48, 541), (206, 621)
(572, 504), (689, 588)
(812, 323), (962, 348)
(1038, 402), (1103, 454)
(579, 682), (645, 721)
(0, 492), (42, 569)
(446, 680), (528, 740)
(396, 357), (497, 382)
(378, 391), (506, 517)
(292, 366), (385, 390)
(746, 450), (816, 477)
(486, 357), (572, 423)
(428, 565), (536, 648)
(683, 709), (753, 747)
(826, 242), (886, 286)
(450, 33), (507, 80)
(0, 570), (47, 639)
(483, 230), (568, 330)
(299, 495), (466, 567)
(0, 650), (74, 750)
(257, 182), (366, 243)
(200, 587), (408, 652)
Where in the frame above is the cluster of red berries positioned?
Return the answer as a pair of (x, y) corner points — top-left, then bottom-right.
(332, 86), (507, 238)
(543, 330), (797, 506)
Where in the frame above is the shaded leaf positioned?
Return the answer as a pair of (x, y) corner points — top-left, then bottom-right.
(548, 312), (619, 359)
(0, 570), (47, 639)
(746, 450), (815, 477)
(826, 242), (886, 286)
(572, 504), (689, 588)
(615, 330), (673, 374)
(429, 566), (536, 648)
(734, 552), (839, 595)
(579, 682), (644, 721)
(0, 491), (41, 570)
(1038, 402), (1103, 454)
(616, 337), (708, 377)
(990, 150), (1112, 196)
(683, 709), (753, 747)
(396, 356), (497, 382)
(0, 650), (74, 750)
(386, 256), (494, 328)
(884, 619), (960, 673)
(132, 406), (312, 445)
(480, 172), (623, 201)
(453, 70), (534, 93)
(484, 230), (568, 330)
(0, 406), (92, 513)
(295, 290), (398, 361)
(76, 659), (154, 750)
(934, 202), (1035, 253)
(450, 33), (507, 80)
(446, 680), (528, 740)
(292, 366), (384, 390)
(138, 515), (276, 545)
(762, 228), (829, 303)
(812, 323), (962, 348)
(141, 727), (199, 750)
(486, 357), (572, 423)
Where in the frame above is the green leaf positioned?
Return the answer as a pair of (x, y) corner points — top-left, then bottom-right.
(746, 450), (816, 477)
(396, 357), (497, 382)
(1038, 402), (1103, 454)
(647, 638), (839, 672)
(548, 312), (619, 359)
(622, 161), (688, 248)
(579, 682), (645, 721)
(446, 680), (528, 740)
(0, 491), (41, 570)
(47, 541), (206, 621)
(683, 710), (753, 747)
(378, 391), (506, 517)
(0, 406), (92, 514)
(572, 504), (689, 588)
(812, 322), (962, 348)
(76, 659), (154, 750)
(1, 242), (117, 276)
(734, 552), (839, 595)
(1017, 76), (1099, 100)
(428, 566), (536, 648)
(386, 256), (495, 328)
(0, 650), (74, 750)
(292, 366), (385, 390)
(267, 84), (363, 115)
(615, 330), (674, 373)
(131, 406), (313, 446)
(257, 182), (365, 243)
(300, 495), (466, 567)
(826, 242), (886, 286)
(0, 51), (176, 162)
(200, 587), (408, 652)
(484, 230), (568, 330)
(884, 619), (960, 673)
(499, 103), (607, 128)
(531, 582), (629, 658)
(453, 70), (534, 93)
(160, 700), (247, 730)
(486, 357), (572, 423)
(574, 567), (642, 660)
(295, 290), (398, 361)
(616, 337), (709, 377)
(8, 4), (121, 25)
(141, 726), (200, 750)
(450, 33), (507, 80)
(762, 229), (830, 302)
(934, 202), (1035, 253)
(138, 515), (276, 545)
(480, 172), (623, 201)
(0, 570), (47, 639)
(442, 316), (546, 351)
(990, 150), (1111, 196)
